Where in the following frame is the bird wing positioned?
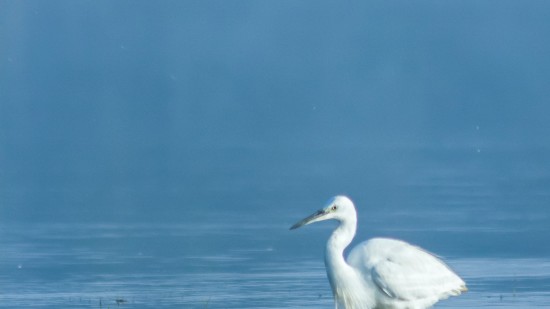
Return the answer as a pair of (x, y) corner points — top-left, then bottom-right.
(347, 238), (466, 302)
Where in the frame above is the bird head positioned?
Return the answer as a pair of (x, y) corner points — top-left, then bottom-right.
(290, 195), (356, 230)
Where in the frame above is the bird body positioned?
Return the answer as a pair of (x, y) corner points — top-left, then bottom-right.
(348, 238), (466, 309)
(290, 196), (466, 309)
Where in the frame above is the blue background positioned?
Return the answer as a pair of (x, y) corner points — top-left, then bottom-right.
(1, 1), (550, 308)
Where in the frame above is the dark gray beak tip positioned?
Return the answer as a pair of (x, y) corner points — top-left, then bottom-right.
(289, 219), (308, 230)
(289, 209), (325, 231)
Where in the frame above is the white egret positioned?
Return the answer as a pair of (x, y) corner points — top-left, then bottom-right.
(290, 195), (467, 309)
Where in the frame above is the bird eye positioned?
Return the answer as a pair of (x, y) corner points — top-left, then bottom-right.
(331, 205), (338, 211)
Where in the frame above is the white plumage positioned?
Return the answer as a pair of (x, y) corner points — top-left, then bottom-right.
(290, 196), (466, 309)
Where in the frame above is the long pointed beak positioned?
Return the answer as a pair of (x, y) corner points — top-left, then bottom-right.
(290, 209), (327, 230)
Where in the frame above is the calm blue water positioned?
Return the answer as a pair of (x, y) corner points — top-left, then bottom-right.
(1, 203), (550, 308)
(2, 1), (550, 308)
(1, 145), (549, 308)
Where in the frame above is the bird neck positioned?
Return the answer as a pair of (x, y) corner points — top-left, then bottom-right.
(325, 217), (357, 274)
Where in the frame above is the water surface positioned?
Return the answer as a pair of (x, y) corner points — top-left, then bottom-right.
(2, 1), (550, 308)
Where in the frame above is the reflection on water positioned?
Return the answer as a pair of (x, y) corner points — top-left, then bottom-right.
(1, 223), (549, 308)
